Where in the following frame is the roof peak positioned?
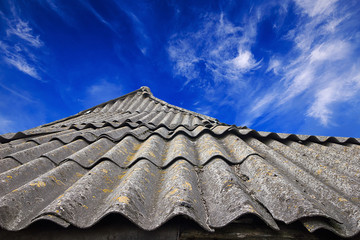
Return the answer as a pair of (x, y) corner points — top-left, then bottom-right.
(139, 86), (152, 96)
(39, 86), (220, 129)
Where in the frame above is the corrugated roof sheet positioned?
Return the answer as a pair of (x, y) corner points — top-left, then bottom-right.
(0, 86), (359, 237)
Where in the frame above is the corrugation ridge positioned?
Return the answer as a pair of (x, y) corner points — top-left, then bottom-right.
(0, 158), (21, 174)
(267, 140), (360, 200)
(0, 158), (358, 236)
(24, 160), (212, 231)
(236, 129), (360, 145)
(126, 93), (146, 113)
(201, 158), (279, 230)
(106, 98), (123, 112)
(62, 138), (115, 167)
(113, 95), (134, 112)
(180, 113), (192, 128)
(142, 99), (156, 113)
(136, 97), (152, 113)
(99, 102), (114, 113)
(158, 111), (175, 127)
(28, 129), (76, 144)
(120, 94), (138, 112)
(327, 143), (360, 162)
(6, 140), (64, 165)
(127, 111), (153, 124)
(305, 142), (360, 170)
(0, 161), (87, 230)
(0, 141), (39, 159)
(42, 139), (90, 165)
(51, 134), (259, 169)
(234, 153), (344, 224)
(169, 112), (183, 129)
(191, 116), (203, 127)
(152, 159), (212, 231)
(47, 124), (214, 146)
(244, 138), (360, 234)
(292, 141), (360, 179)
(195, 133), (232, 165)
(0, 157), (56, 198)
(4, 125), (357, 166)
(0, 130), (62, 144)
(148, 111), (167, 126)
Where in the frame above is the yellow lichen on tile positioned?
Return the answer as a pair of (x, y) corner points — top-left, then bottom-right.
(117, 196), (130, 204)
(83, 205), (88, 209)
(102, 169), (108, 174)
(7, 175), (12, 179)
(49, 176), (65, 185)
(167, 188), (179, 197)
(183, 181), (192, 191)
(57, 194), (64, 199)
(339, 198), (348, 202)
(102, 189), (113, 193)
(30, 181), (46, 187)
(76, 172), (84, 178)
(149, 151), (156, 158)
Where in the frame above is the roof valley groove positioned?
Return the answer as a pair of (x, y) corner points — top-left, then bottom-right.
(0, 86), (359, 238)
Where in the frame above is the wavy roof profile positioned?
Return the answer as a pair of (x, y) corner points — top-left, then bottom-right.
(0, 86), (359, 238)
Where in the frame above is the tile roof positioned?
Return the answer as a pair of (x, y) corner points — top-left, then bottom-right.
(0, 86), (359, 237)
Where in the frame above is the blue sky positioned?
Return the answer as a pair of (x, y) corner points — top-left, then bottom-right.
(0, 0), (360, 137)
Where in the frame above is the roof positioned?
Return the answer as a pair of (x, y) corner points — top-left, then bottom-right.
(0, 86), (359, 238)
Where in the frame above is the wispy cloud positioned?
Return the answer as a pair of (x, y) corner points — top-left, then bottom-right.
(81, 1), (150, 55)
(245, 0), (360, 127)
(6, 19), (43, 48)
(42, 0), (76, 26)
(294, 0), (338, 17)
(307, 67), (360, 125)
(0, 41), (42, 80)
(167, 1), (360, 129)
(0, 82), (34, 102)
(0, 3), (45, 81)
(167, 13), (260, 87)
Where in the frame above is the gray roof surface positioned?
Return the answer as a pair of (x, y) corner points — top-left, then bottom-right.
(0, 86), (359, 237)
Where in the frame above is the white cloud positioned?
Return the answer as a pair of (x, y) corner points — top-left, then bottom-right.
(307, 68), (360, 125)
(310, 40), (350, 63)
(0, 41), (42, 80)
(0, 5), (45, 81)
(6, 20), (43, 48)
(266, 57), (281, 74)
(241, 0), (360, 127)
(250, 93), (276, 116)
(167, 13), (260, 87)
(5, 56), (41, 80)
(294, 0), (338, 17)
(230, 50), (260, 72)
(0, 82), (34, 102)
